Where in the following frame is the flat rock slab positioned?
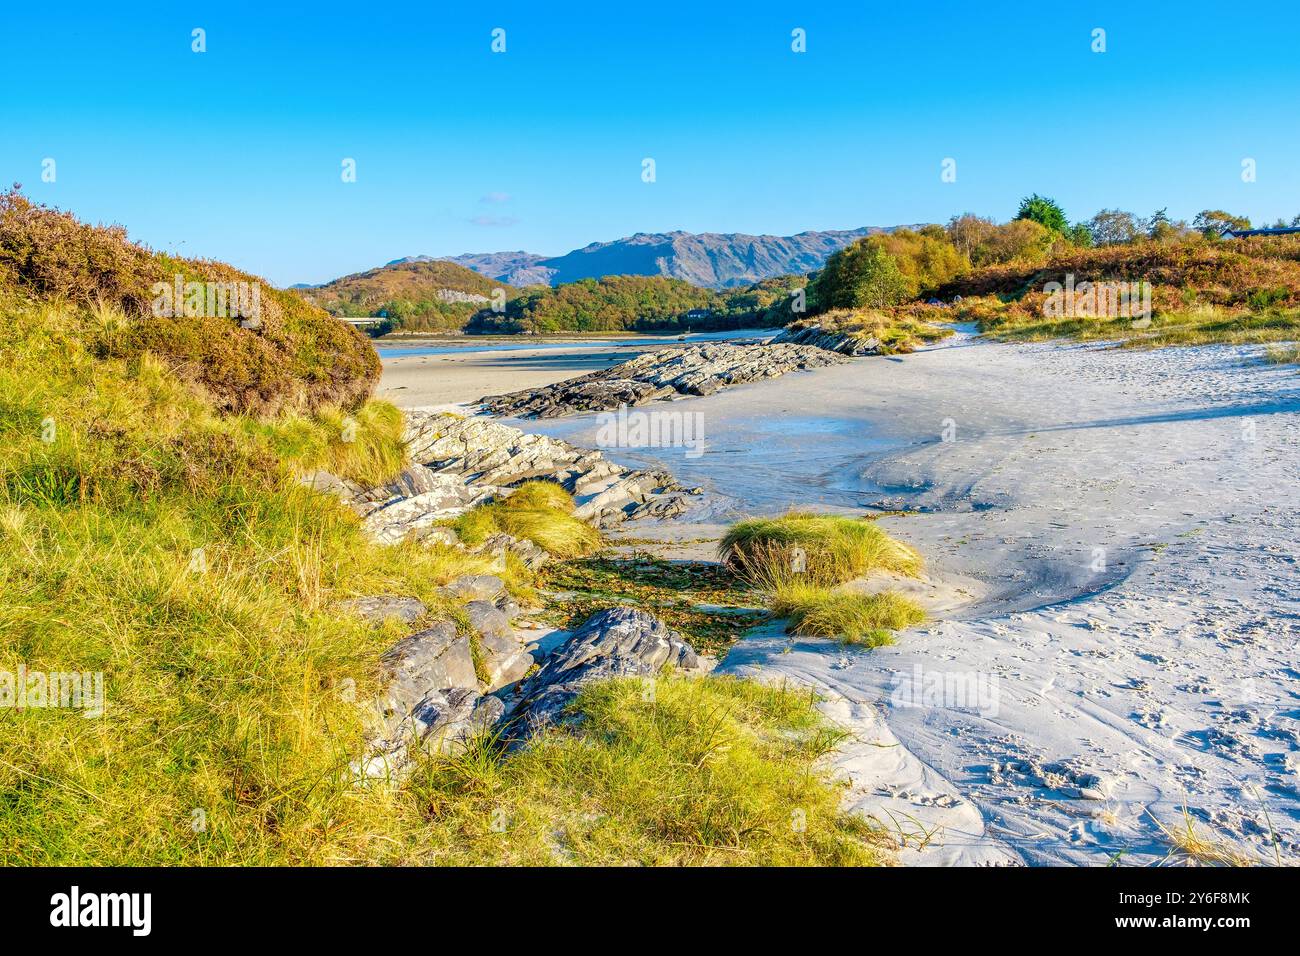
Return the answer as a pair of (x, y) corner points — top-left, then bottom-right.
(479, 343), (848, 419)
(337, 595), (428, 625)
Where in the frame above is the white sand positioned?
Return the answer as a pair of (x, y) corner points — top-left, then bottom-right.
(382, 330), (1300, 865)
(378, 343), (633, 408)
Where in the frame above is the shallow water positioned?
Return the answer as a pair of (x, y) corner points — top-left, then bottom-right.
(511, 363), (915, 520)
(376, 327), (776, 359)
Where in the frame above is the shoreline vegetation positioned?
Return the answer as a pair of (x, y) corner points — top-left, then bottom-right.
(0, 192), (906, 865)
(334, 195), (1298, 361)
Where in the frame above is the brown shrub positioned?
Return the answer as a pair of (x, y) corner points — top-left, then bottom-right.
(0, 188), (379, 415)
(936, 234), (1300, 309)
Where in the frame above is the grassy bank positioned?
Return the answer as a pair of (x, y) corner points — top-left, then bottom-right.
(0, 294), (885, 865)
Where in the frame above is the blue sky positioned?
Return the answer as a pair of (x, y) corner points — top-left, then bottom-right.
(3, 1), (1298, 286)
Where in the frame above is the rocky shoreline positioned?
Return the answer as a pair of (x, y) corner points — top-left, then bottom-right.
(311, 408), (715, 781)
(478, 342), (848, 418)
(769, 322), (887, 356)
(305, 409), (701, 548)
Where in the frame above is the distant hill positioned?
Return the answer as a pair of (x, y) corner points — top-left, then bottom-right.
(382, 226), (914, 289)
(426, 251), (555, 287)
(299, 259), (515, 331)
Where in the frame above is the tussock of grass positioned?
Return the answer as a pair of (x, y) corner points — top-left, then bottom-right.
(451, 482), (600, 558)
(402, 675), (889, 865)
(503, 479), (575, 512)
(721, 511), (921, 587)
(771, 582), (925, 646)
(1150, 806), (1258, 867)
(1263, 342), (1300, 364)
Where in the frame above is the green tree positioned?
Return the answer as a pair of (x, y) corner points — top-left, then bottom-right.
(1015, 194), (1070, 234)
(1085, 209), (1142, 245)
(810, 240), (910, 310)
(870, 230), (969, 296)
(1066, 222), (1094, 248)
(1193, 209), (1251, 237)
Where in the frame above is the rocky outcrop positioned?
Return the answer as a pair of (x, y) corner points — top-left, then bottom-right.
(354, 575), (533, 779)
(770, 323), (883, 356)
(401, 410), (700, 529)
(478, 343), (848, 419)
(305, 410), (700, 543)
(505, 608), (707, 741)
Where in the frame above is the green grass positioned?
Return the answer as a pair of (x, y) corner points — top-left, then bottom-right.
(770, 582), (925, 647)
(401, 674), (890, 865)
(1263, 342), (1300, 364)
(1, 297), (879, 865)
(502, 479), (576, 512)
(451, 481), (601, 558)
(239, 400), (407, 486)
(786, 307), (955, 354)
(720, 511), (921, 587)
(978, 300), (1300, 350)
(540, 554), (768, 655)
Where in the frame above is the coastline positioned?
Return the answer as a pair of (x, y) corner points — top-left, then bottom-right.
(377, 331), (1300, 865)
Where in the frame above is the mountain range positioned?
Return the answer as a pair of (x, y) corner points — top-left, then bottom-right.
(385, 226), (911, 289)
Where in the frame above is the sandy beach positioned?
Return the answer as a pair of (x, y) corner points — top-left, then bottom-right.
(378, 330), (1300, 865)
(376, 330), (775, 409)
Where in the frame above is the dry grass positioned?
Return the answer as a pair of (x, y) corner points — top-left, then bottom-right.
(770, 582), (925, 646)
(721, 511), (921, 587)
(1149, 806), (1259, 867)
(451, 482), (600, 558)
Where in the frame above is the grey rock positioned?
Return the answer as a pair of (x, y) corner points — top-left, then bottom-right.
(354, 620), (492, 781)
(300, 469), (363, 501)
(378, 621), (479, 724)
(413, 525), (462, 548)
(358, 688), (503, 779)
(479, 632), (536, 691)
(770, 323), (884, 356)
(337, 595), (428, 626)
(479, 343), (847, 419)
(465, 600), (513, 643)
(358, 470), (501, 543)
(506, 607), (706, 741)
(315, 409), (696, 544)
(442, 574), (506, 603)
(477, 531), (549, 571)
(399, 411), (693, 530)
